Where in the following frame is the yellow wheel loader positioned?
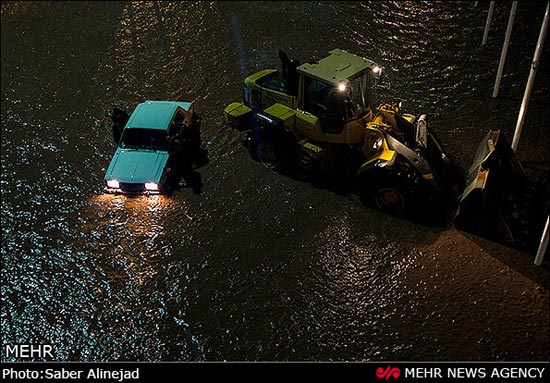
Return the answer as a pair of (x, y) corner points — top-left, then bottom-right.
(224, 49), (548, 250)
(225, 49), (464, 214)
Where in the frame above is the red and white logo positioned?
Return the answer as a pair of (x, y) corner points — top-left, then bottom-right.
(376, 366), (401, 380)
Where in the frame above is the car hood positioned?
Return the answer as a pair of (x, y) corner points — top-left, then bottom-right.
(104, 148), (169, 184)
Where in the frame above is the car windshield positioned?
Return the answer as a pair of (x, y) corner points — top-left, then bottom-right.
(120, 128), (168, 150)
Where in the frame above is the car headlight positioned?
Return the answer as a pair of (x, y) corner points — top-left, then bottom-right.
(107, 179), (119, 188)
(145, 182), (159, 191)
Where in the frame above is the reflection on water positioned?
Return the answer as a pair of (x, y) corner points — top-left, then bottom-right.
(1, 1), (548, 361)
(87, 193), (172, 259)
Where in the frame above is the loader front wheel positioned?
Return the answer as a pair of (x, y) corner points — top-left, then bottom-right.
(360, 175), (409, 214)
(373, 186), (406, 212)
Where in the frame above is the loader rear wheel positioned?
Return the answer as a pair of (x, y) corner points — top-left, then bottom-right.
(250, 130), (297, 173)
(257, 141), (277, 169)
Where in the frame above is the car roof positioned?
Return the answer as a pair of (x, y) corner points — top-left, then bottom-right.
(297, 48), (378, 86)
(125, 101), (192, 130)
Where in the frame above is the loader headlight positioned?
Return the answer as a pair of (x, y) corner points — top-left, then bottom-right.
(106, 179), (119, 189)
(338, 83), (347, 92)
(372, 65), (384, 85)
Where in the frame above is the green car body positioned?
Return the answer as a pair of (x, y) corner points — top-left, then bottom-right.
(104, 100), (192, 194)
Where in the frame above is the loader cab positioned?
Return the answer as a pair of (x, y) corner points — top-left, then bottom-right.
(297, 49), (380, 135)
(228, 49), (382, 143)
(301, 74), (372, 133)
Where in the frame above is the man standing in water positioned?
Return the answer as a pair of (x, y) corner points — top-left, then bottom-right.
(167, 106), (204, 193)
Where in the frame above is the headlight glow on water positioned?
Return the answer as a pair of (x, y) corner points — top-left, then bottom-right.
(107, 179), (119, 189)
(145, 182), (159, 191)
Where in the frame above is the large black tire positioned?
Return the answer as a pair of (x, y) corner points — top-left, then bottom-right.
(373, 185), (407, 212)
(248, 125), (297, 172)
(247, 129), (277, 168)
(257, 140), (278, 168)
(360, 175), (410, 214)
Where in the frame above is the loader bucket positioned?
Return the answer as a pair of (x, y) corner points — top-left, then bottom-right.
(454, 130), (532, 247)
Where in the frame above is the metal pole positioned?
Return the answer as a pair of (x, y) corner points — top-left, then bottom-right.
(534, 216), (549, 266)
(482, 1), (495, 45)
(512, 2), (549, 152)
(493, 1), (518, 97)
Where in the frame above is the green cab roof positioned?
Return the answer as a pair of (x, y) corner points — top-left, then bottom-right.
(125, 101), (192, 131)
(297, 48), (378, 86)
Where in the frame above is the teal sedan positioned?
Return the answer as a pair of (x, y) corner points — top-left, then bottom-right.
(104, 100), (197, 194)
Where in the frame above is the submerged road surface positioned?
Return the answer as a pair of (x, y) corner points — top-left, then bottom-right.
(1, 1), (548, 361)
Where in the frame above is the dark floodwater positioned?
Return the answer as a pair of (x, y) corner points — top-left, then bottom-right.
(1, 1), (549, 361)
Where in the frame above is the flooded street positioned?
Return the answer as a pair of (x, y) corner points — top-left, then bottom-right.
(1, 1), (548, 361)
